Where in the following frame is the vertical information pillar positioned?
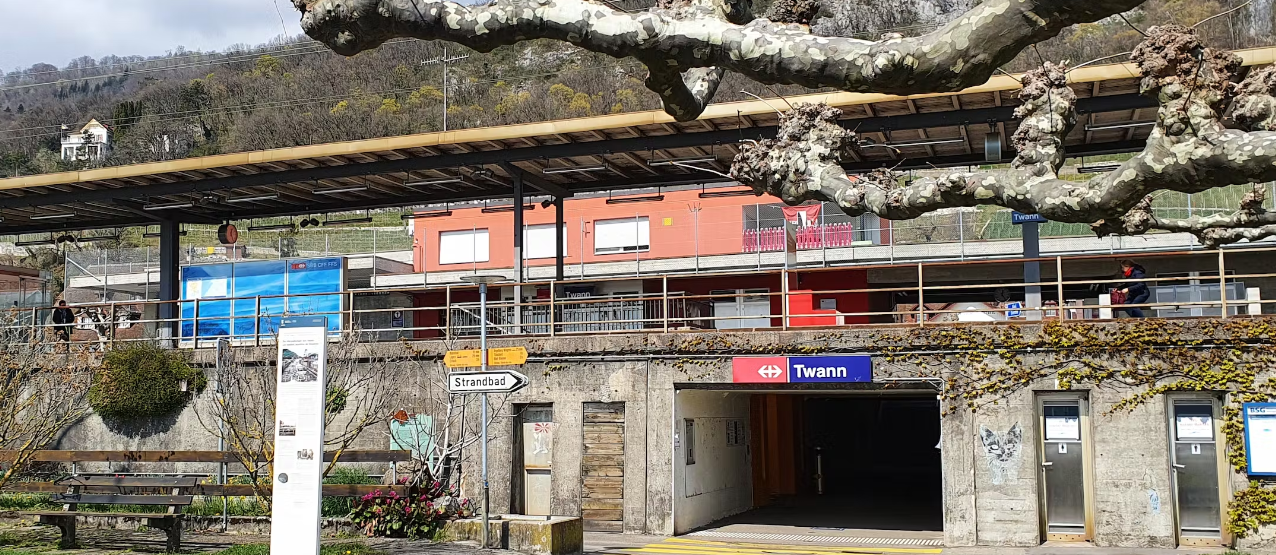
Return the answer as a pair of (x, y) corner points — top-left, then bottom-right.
(270, 316), (328, 555)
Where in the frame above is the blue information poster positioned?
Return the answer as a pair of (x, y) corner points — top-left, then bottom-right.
(181, 257), (344, 342)
(1244, 403), (1276, 476)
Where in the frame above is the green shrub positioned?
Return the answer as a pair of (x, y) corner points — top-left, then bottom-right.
(88, 342), (208, 418)
(322, 466), (379, 517)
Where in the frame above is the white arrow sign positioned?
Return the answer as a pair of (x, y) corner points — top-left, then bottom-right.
(448, 370), (529, 394)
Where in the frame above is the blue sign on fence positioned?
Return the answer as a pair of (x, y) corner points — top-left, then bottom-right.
(1006, 301), (1023, 318)
(1011, 211), (1048, 224)
(1244, 403), (1276, 476)
(788, 356), (872, 383)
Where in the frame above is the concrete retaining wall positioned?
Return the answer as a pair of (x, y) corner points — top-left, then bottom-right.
(41, 321), (1276, 549)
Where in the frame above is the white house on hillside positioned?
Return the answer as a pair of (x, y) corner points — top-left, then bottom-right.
(60, 119), (110, 162)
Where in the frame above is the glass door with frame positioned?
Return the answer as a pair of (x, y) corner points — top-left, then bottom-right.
(1170, 399), (1225, 546)
(1040, 398), (1090, 540)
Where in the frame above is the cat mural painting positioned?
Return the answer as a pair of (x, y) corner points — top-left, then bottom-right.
(979, 424), (1023, 486)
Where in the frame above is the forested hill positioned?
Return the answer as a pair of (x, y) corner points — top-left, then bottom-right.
(1, 0), (1271, 178)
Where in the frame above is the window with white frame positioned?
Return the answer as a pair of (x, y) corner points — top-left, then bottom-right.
(438, 229), (490, 264)
(593, 217), (650, 254)
(523, 224), (568, 259)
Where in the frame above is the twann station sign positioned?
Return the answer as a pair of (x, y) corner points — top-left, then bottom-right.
(732, 355), (872, 383)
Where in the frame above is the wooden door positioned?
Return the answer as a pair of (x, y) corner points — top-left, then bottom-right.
(582, 402), (625, 532)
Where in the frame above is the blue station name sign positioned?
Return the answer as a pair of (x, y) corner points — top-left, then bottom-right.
(733, 355), (872, 383)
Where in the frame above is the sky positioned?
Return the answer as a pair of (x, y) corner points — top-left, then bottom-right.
(0, 0), (305, 71)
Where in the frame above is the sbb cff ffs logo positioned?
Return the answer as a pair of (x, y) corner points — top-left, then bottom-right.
(290, 259), (341, 271)
(757, 364), (784, 379)
(731, 357), (789, 383)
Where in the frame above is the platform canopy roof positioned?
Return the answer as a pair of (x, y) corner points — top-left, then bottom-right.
(0, 47), (1273, 235)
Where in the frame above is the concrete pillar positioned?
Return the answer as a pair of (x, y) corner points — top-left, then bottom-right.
(513, 171), (525, 279)
(157, 220), (181, 341)
(513, 172), (524, 333)
(554, 196), (565, 281)
(1023, 221), (1042, 320)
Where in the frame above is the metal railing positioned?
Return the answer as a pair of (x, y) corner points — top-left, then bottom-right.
(9, 247), (1276, 349)
(448, 293), (714, 335)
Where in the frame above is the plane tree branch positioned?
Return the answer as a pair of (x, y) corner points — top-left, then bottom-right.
(294, 0), (1147, 120)
(733, 26), (1276, 247)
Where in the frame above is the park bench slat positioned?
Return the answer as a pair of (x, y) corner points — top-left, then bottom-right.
(22, 510), (182, 519)
(325, 450), (412, 462)
(59, 477), (200, 488)
(0, 449), (410, 463)
(6, 482), (413, 497)
(50, 494), (193, 506)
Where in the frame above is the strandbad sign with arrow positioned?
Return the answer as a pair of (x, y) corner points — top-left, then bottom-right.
(448, 370), (530, 394)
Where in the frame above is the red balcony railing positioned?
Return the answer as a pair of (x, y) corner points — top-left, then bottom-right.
(742, 223), (858, 253)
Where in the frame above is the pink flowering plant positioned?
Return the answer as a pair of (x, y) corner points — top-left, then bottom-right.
(349, 478), (475, 539)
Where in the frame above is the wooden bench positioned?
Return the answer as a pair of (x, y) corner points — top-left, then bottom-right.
(21, 476), (197, 552)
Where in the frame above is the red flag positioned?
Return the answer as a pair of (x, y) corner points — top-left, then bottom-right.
(782, 205), (821, 226)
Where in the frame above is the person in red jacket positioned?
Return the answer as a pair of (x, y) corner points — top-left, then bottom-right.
(1117, 260), (1150, 318)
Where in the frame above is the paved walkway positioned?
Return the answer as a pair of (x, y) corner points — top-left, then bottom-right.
(0, 525), (1249, 554)
(589, 536), (1240, 555)
(0, 525), (522, 554)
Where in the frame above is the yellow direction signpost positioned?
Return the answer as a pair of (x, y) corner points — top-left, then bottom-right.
(488, 346), (529, 366)
(445, 347), (528, 368)
(444, 349), (483, 368)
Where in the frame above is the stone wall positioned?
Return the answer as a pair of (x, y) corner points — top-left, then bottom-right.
(46, 320), (1276, 548)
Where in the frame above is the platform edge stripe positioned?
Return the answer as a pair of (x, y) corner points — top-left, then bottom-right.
(627, 547), (891, 555)
(663, 538), (943, 554)
(679, 533), (944, 549)
(688, 534), (943, 546)
(653, 541), (890, 554)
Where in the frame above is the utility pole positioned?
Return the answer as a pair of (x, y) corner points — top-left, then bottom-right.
(422, 47), (469, 131)
(460, 274), (503, 549)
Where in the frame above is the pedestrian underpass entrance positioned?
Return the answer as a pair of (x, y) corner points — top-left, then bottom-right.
(672, 385), (944, 546)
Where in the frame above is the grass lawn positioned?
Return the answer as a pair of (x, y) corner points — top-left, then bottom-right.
(213, 544), (384, 555)
(0, 543), (384, 554)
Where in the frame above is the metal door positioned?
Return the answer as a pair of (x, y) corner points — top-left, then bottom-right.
(522, 405), (554, 516)
(1039, 398), (1091, 540)
(1170, 399), (1225, 546)
(711, 289), (770, 329)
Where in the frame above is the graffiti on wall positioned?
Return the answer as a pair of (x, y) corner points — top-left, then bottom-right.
(980, 423), (1023, 485)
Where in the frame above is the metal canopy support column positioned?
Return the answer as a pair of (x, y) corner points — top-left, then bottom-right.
(512, 171), (524, 334)
(158, 220), (181, 342)
(554, 196), (565, 281)
(1023, 221), (1042, 320)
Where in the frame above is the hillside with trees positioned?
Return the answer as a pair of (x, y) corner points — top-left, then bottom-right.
(0, 0), (1271, 178)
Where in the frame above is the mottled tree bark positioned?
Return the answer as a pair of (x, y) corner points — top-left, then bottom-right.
(294, 0), (1146, 120)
